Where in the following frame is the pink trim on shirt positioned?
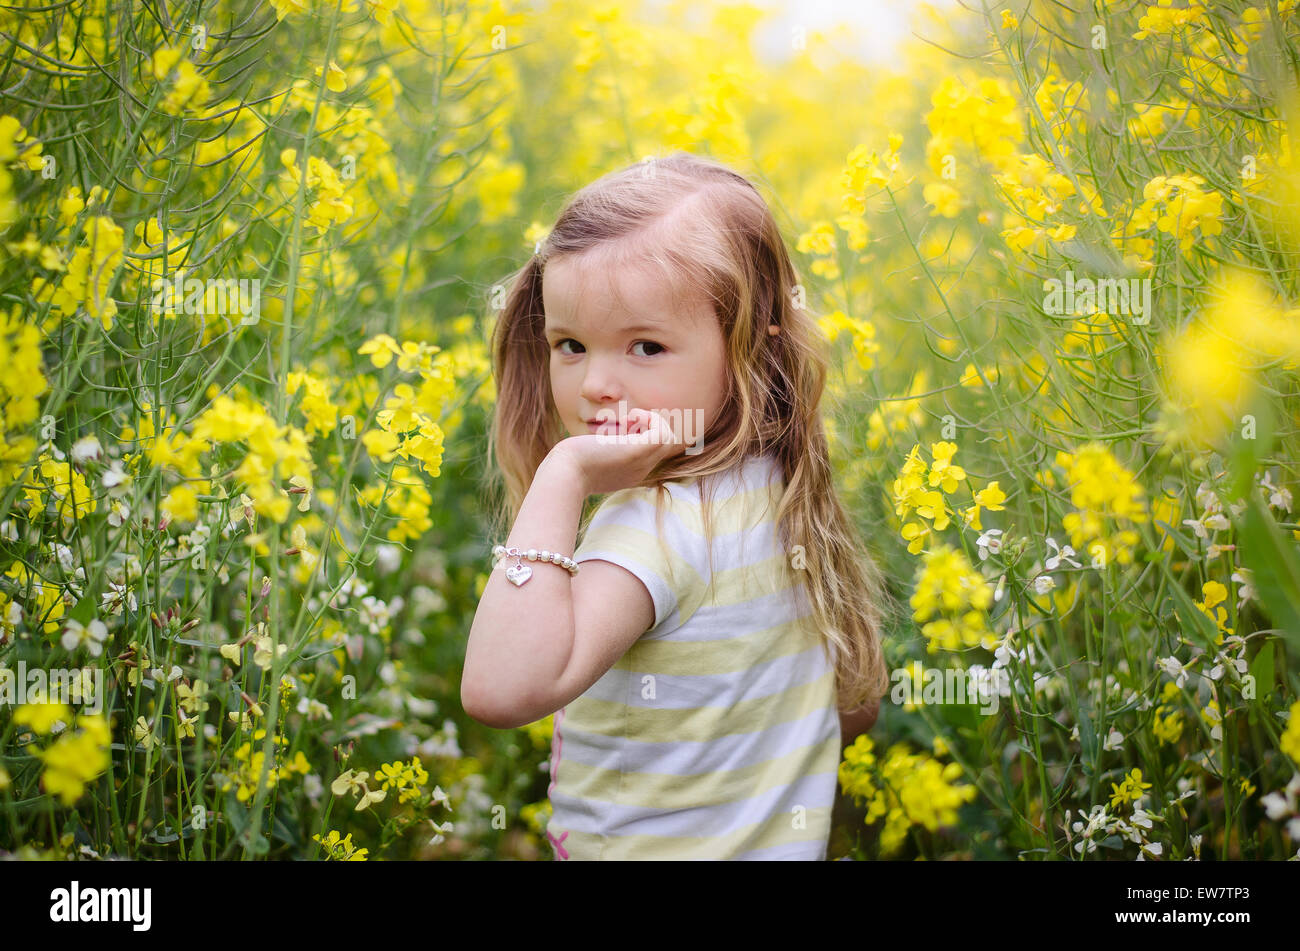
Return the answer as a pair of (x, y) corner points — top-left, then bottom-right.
(546, 706), (570, 860)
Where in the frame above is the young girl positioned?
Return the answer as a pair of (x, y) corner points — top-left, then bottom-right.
(462, 152), (893, 860)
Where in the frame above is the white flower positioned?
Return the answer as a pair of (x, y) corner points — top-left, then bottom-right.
(1231, 568), (1255, 604)
(1032, 574), (1056, 595)
(428, 819), (454, 846)
(360, 595), (393, 635)
(1204, 703), (1222, 741)
(1103, 728), (1125, 752)
(1260, 469), (1293, 512)
(329, 575), (369, 609)
(101, 460), (132, 496)
(431, 785), (451, 809)
(70, 435), (103, 464)
(1182, 513), (1228, 539)
(60, 618), (109, 657)
(1156, 656), (1188, 689)
(1205, 541), (1231, 559)
(1289, 817), (1300, 842)
(1194, 482), (1221, 514)
(976, 529), (1003, 560)
(375, 543), (403, 576)
(100, 580), (137, 616)
(1261, 791), (1292, 821)
(107, 499), (130, 529)
(993, 637), (1016, 669)
(1044, 536), (1079, 570)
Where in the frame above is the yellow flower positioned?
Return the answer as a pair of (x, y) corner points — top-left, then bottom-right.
(1001, 10), (1018, 30)
(14, 700), (72, 735)
(315, 61), (347, 93)
(33, 714), (111, 807)
(928, 441), (967, 493)
(133, 716), (160, 751)
(1280, 699), (1300, 764)
(962, 481), (1007, 531)
(314, 829), (369, 860)
(923, 182), (962, 218)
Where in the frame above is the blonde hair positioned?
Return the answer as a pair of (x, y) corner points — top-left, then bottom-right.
(482, 151), (894, 712)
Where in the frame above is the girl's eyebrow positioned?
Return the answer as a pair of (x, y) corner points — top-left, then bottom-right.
(545, 321), (672, 337)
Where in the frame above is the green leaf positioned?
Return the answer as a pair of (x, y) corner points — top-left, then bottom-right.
(1163, 567), (1220, 651)
(223, 788), (250, 837)
(1237, 491), (1300, 655)
(1247, 638), (1276, 725)
(68, 595), (96, 626)
(1077, 702), (1097, 776)
(270, 805), (300, 848)
(1226, 396), (1277, 502)
(1150, 518), (1202, 560)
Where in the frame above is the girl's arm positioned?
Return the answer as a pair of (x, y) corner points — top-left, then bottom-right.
(461, 449), (657, 729)
(462, 450), (588, 726)
(839, 697), (880, 746)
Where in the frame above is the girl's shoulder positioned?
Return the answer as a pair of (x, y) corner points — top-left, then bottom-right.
(668, 452), (783, 495)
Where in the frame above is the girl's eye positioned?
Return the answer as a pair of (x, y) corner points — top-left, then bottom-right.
(553, 339), (664, 357)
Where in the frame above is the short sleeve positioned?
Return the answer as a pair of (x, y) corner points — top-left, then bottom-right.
(572, 484), (705, 633)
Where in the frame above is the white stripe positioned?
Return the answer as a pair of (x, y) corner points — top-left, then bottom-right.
(557, 702), (838, 777)
(579, 643), (833, 708)
(551, 768), (837, 838)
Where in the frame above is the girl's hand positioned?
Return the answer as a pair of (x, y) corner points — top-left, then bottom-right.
(550, 407), (688, 497)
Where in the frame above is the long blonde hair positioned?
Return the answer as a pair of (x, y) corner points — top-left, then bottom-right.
(482, 151), (893, 712)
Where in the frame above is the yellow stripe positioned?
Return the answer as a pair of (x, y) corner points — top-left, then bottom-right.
(595, 478), (783, 539)
(562, 668), (834, 743)
(556, 728), (841, 810)
(549, 806), (834, 860)
(626, 611), (826, 676)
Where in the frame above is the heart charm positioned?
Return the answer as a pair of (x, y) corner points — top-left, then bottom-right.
(505, 562), (532, 586)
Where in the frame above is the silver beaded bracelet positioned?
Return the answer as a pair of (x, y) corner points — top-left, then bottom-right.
(491, 544), (579, 586)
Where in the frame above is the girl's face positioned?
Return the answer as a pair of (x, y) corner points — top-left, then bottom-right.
(542, 256), (728, 445)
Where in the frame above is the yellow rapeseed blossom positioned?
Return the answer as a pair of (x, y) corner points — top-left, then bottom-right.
(1160, 267), (1300, 441)
(1056, 443), (1147, 565)
(33, 713), (112, 807)
(314, 828), (369, 860)
(1280, 699), (1300, 765)
(910, 545), (996, 652)
(839, 735), (978, 856)
(1134, 1), (1208, 41)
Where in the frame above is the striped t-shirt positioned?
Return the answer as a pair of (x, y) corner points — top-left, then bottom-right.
(546, 452), (842, 860)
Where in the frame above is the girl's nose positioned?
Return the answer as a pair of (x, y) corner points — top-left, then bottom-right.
(579, 357), (623, 404)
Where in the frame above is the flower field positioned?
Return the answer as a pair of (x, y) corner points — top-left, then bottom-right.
(2, 0), (1300, 861)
